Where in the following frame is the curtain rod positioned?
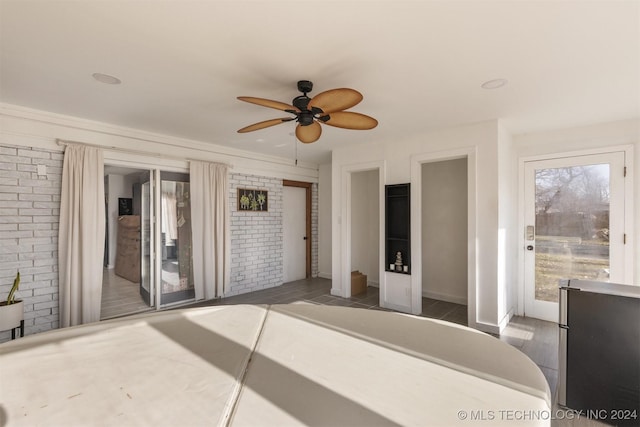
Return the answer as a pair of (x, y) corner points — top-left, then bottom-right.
(56, 139), (234, 168)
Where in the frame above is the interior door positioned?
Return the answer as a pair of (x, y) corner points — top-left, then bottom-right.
(523, 152), (626, 321)
(283, 186), (307, 282)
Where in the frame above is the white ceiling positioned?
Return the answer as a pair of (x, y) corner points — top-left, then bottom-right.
(1, 1), (638, 164)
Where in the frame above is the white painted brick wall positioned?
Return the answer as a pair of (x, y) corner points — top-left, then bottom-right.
(228, 173), (283, 296)
(0, 144), (62, 343)
(0, 146), (321, 340)
(226, 174), (320, 296)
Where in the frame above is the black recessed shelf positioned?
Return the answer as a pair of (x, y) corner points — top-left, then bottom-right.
(385, 183), (410, 275)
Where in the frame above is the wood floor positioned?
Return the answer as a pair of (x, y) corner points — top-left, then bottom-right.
(106, 276), (608, 426)
(101, 268), (152, 320)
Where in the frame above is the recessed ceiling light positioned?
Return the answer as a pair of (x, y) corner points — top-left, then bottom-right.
(256, 138), (265, 143)
(92, 73), (121, 85)
(275, 143), (287, 148)
(481, 78), (508, 89)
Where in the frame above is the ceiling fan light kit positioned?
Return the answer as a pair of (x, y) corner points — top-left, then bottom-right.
(237, 80), (378, 143)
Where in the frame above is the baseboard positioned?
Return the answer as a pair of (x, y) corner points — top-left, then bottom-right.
(380, 301), (412, 314)
(474, 321), (501, 335)
(498, 308), (514, 331)
(318, 272), (332, 280)
(474, 310), (514, 335)
(422, 289), (467, 305)
(367, 280), (379, 288)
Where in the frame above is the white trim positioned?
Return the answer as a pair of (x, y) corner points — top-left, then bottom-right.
(318, 272), (332, 280)
(410, 147), (477, 327)
(421, 290), (467, 306)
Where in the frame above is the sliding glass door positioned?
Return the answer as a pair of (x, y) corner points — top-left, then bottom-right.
(159, 172), (194, 305)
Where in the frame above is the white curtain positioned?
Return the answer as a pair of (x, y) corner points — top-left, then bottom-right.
(190, 161), (230, 300)
(58, 144), (105, 327)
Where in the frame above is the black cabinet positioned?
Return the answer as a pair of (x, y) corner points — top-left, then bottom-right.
(385, 184), (410, 274)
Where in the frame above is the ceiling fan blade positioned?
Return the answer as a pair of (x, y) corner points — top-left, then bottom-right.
(295, 121), (322, 143)
(237, 117), (293, 133)
(308, 88), (363, 114)
(237, 96), (299, 112)
(321, 111), (378, 130)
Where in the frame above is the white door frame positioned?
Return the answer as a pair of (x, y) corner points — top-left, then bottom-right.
(410, 147), (477, 326)
(340, 161), (385, 299)
(517, 145), (634, 318)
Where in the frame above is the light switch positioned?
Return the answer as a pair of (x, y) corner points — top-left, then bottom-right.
(37, 164), (47, 176)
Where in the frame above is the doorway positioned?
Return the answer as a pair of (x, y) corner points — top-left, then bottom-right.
(421, 159), (468, 310)
(101, 166), (153, 319)
(350, 170), (380, 294)
(101, 166), (196, 319)
(523, 151), (627, 322)
(283, 180), (311, 282)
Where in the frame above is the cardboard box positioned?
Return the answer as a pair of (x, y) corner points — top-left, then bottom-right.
(351, 271), (367, 296)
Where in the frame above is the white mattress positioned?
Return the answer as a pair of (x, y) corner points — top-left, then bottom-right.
(0, 304), (551, 426)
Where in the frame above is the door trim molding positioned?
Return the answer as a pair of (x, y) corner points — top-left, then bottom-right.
(410, 147), (477, 325)
(283, 180), (312, 278)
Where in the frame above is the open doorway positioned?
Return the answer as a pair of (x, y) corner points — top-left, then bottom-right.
(102, 166), (153, 319)
(421, 158), (468, 324)
(349, 169), (380, 298)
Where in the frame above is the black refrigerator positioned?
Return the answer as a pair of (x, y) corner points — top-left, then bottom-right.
(558, 279), (640, 426)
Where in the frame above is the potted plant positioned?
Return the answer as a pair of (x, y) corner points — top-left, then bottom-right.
(0, 272), (24, 339)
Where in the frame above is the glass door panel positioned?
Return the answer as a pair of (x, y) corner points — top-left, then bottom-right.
(160, 173), (194, 305)
(534, 164), (611, 303)
(524, 152), (626, 321)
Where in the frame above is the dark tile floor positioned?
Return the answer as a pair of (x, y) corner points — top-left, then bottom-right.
(185, 277), (559, 402)
(186, 277), (468, 325)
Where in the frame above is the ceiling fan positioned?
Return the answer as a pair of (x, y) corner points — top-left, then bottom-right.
(237, 80), (378, 143)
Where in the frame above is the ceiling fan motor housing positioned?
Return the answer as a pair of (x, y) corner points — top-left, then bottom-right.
(297, 111), (315, 126)
(292, 95), (310, 111)
(297, 80), (313, 94)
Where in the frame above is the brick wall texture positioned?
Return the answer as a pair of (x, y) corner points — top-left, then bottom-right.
(0, 145), (319, 342)
(227, 173), (284, 296)
(0, 145), (62, 342)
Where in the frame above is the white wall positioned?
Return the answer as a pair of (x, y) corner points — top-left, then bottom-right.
(421, 158), (467, 304)
(318, 164), (332, 279)
(350, 170), (380, 285)
(333, 120), (500, 332)
(498, 123), (517, 325)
